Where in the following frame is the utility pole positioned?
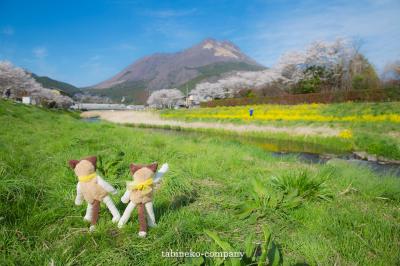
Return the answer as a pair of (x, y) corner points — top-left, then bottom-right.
(186, 84), (189, 107)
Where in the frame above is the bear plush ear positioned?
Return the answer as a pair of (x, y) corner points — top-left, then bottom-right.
(68, 160), (80, 169)
(130, 163), (142, 175)
(147, 162), (158, 173)
(83, 156), (97, 168)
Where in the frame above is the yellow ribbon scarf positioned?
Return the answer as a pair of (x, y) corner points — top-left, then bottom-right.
(78, 173), (97, 182)
(128, 178), (153, 191)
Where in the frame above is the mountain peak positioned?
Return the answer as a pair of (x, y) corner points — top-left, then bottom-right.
(200, 37), (217, 43)
(199, 38), (240, 59)
(89, 38), (264, 103)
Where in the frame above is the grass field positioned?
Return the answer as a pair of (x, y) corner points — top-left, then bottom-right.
(161, 102), (400, 160)
(1, 99), (400, 265)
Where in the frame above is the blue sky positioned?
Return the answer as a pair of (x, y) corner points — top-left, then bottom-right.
(1, 0), (399, 87)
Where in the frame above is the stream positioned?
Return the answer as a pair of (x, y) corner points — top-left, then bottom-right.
(82, 117), (400, 177)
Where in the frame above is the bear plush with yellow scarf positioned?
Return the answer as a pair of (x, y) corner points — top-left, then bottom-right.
(118, 162), (169, 237)
(68, 156), (121, 231)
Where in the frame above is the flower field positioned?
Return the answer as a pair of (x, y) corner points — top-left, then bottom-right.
(162, 102), (400, 123)
(161, 102), (400, 160)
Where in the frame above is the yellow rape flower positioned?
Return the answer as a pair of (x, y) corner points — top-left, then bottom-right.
(338, 130), (353, 139)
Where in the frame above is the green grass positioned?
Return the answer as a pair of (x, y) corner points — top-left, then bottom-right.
(1, 99), (400, 265)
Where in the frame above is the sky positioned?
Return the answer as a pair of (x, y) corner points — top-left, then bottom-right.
(0, 0), (399, 87)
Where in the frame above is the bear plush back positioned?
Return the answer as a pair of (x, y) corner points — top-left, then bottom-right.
(69, 156), (97, 177)
(127, 163), (158, 204)
(130, 162), (158, 175)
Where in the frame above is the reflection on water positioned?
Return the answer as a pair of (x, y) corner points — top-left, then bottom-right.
(271, 152), (400, 177)
(81, 117), (100, 123)
(246, 137), (345, 155)
(346, 159), (400, 177)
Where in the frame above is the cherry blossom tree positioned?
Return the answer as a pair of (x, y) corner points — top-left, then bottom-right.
(190, 69), (287, 102)
(147, 88), (184, 108)
(275, 38), (359, 91)
(190, 82), (233, 102)
(382, 60), (400, 82)
(0, 61), (42, 97)
(382, 60), (400, 91)
(0, 60), (73, 108)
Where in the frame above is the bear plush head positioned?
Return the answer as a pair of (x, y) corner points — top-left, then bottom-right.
(130, 163), (158, 183)
(68, 156), (97, 177)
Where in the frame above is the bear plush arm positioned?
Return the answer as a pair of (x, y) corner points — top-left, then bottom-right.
(153, 163), (169, 184)
(121, 190), (131, 204)
(97, 175), (117, 195)
(75, 183), (84, 205)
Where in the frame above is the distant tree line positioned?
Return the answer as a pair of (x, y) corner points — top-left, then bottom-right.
(73, 93), (112, 104)
(184, 38), (399, 104)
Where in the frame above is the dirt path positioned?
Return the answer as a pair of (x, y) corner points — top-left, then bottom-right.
(81, 110), (341, 137)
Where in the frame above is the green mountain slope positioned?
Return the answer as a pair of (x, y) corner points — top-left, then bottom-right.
(86, 80), (148, 104)
(31, 74), (81, 96)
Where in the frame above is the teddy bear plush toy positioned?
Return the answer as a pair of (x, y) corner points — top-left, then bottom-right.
(68, 156), (121, 231)
(118, 162), (169, 237)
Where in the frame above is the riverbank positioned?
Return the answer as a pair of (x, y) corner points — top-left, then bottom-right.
(81, 110), (342, 137)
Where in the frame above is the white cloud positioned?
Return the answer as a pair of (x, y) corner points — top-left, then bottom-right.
(80, 55), (102, 69)
(115, 43), (136, 51)
(33, 47), (48, 59)
(1, 26), (14, 35)
(144, 8), (197, 18)
(143, 20), (201, 50)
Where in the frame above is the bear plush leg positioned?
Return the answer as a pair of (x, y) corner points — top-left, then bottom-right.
(137, 203), (147, 237)
(103, 195), (121, 223)
(84, 203), (93, 222)
(90, 200), (100, 232)
(118, 201), (136, 228)
(145, 202), (156, 227)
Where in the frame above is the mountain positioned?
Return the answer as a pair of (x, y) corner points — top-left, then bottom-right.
(87, 38), (265, 104)
(31, 74), (81, 96)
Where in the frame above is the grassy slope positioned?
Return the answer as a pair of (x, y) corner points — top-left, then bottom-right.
(161, 102), (400, 160)
(0, 100), (399, 265)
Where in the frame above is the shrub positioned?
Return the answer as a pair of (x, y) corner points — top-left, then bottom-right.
(237, 169), (333, 219)
(183, 226), (282, 266)
(270, 169), (333, 201)
(237, 178), (304, 219)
